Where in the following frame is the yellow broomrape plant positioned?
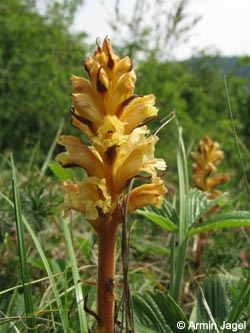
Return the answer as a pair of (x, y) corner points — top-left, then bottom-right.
(191, 136), (230, 273)
(191, 136), (230, 199)
(56, 37), (167, 333)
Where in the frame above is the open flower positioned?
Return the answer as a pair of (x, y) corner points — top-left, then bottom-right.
(60, 177), (112, 222)
(56, 135), (104, 178)
(128, 177), (166, 213)
(113, 126), (166, 193)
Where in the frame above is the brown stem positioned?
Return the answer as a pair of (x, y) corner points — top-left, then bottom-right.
(195, 231), (206, 278)
(97, 217), (118, 333)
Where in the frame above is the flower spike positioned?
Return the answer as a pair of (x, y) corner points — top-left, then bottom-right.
(56, 37), (167, 333)
(191, 136), (230, 198)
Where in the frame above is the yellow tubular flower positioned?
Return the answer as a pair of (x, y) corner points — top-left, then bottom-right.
(60, 177), (112, 222)
(118, 94), (158, 133)
(128, 178), (166, 213)
(56, 37), (167, 333)
(56, 136), (104, 178)
(113, 127), (166, 193)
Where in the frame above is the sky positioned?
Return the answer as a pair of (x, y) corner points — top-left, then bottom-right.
(72, 0), (250, 60)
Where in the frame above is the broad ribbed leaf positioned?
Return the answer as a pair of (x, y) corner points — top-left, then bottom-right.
(137, 200), (179, 232)
(186, 188), (225, 228)
(187, 211), (250, 237)
(161, 200), (179, 226)
(137, 210), (178, 231)
(194, 276), (229, 333)
(133, 290), (191, 333)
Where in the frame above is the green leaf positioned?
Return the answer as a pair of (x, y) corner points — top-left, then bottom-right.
(137, 199), (179, 232)
(187, 211), (250, 237)
(186, 188), (225, 228)
(194, 275), (229, 333)
(49, 163), (74, 180)
(137, 209), (178, 232)
(159, 200), (180, 226)
(133, 290), (191, 333)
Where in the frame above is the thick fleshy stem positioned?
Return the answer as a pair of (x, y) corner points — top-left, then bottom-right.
(96, 216), (119, 333)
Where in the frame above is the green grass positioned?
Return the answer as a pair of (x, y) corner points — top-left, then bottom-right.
(11, 154), (37, 332)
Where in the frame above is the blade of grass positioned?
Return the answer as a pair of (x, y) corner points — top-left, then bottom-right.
(172, 123), (189, 301)
(153, 110), (175, 136)
(224, 76), (250, 198)
(39, 118), (64, 179)
(177, 125), (189, 241)
(62, 217), (88, 333)
(26, 139), (40, 173)
(11, 154), (37, 333)
(169, 233), (176, 296)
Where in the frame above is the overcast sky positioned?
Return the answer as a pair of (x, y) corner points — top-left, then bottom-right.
(72, 0), (250, 60)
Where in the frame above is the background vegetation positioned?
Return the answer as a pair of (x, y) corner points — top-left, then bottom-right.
(1, 0), (250, 332)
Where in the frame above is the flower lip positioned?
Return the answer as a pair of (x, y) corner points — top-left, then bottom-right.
(56, 135), (104, 178)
